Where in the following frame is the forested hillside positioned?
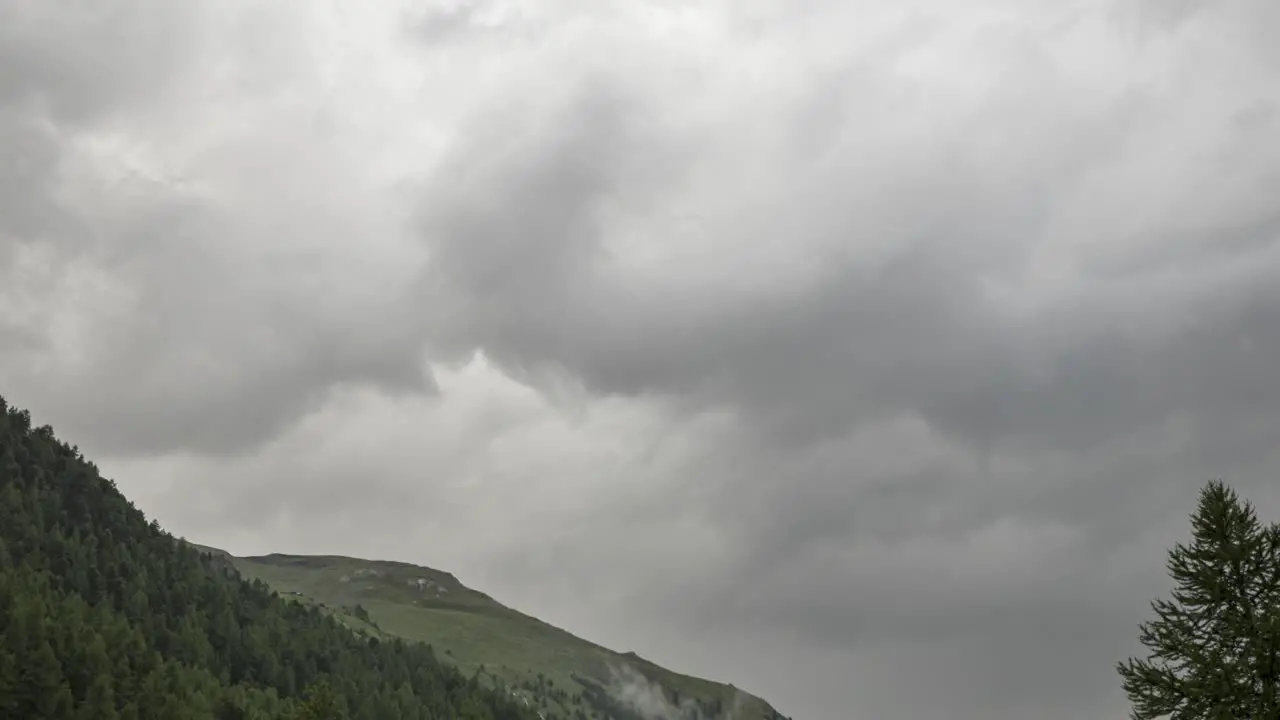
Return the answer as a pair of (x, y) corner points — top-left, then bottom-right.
(0, 393), (539, 720)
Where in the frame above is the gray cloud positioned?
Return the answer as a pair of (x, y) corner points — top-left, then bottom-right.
(0, 1), (202, 124)
(0, 0), (437, 455)
(3, 1), (1280, 719)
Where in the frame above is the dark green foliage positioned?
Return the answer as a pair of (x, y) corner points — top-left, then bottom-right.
(350, 604), (370, 623)
(1118, 480), (1280, 719)
(0, 393), (537, 720)
(284, 680), (343, 720)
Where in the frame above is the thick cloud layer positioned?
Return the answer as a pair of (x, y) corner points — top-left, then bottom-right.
(3, 1), (1279, 718)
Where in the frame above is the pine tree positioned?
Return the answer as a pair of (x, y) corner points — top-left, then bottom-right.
(289, 679), (346, 720)
(1117, 480), (1280, 719)
(0, 645), (18, 717)
(79, 673), (118, 720)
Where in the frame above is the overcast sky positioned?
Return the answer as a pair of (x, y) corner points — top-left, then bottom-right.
(3, 1), (1279, 718)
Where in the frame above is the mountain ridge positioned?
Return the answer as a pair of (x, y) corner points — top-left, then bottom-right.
(188, 546), (786, 720)
(1, 391), (789, 720)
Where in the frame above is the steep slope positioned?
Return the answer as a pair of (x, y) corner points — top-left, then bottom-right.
(221, 553), (788, 720)
(0, 389), (788, 720)
(0, 394), (537, 720)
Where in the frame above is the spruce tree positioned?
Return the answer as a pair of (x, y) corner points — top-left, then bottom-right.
(0, 646), (17, 717)
(289, 679), (346, 720)
(1118, 480), (1280, 719)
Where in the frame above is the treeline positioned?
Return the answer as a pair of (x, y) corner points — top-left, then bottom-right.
(0, 394), (539, 720)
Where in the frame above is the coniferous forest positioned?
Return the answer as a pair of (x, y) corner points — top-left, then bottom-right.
(0, 393), (539, 720)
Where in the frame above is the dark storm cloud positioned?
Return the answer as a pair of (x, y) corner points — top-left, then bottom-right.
(414, 23), (1280, 466)
(400, 3), (1280, 717)
(4, 2), (1280, 719)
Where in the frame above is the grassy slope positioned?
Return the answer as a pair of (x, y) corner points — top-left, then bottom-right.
(220, 552), (779, 720)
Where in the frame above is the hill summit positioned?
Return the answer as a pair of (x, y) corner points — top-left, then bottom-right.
(214, 551), (785, 720)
